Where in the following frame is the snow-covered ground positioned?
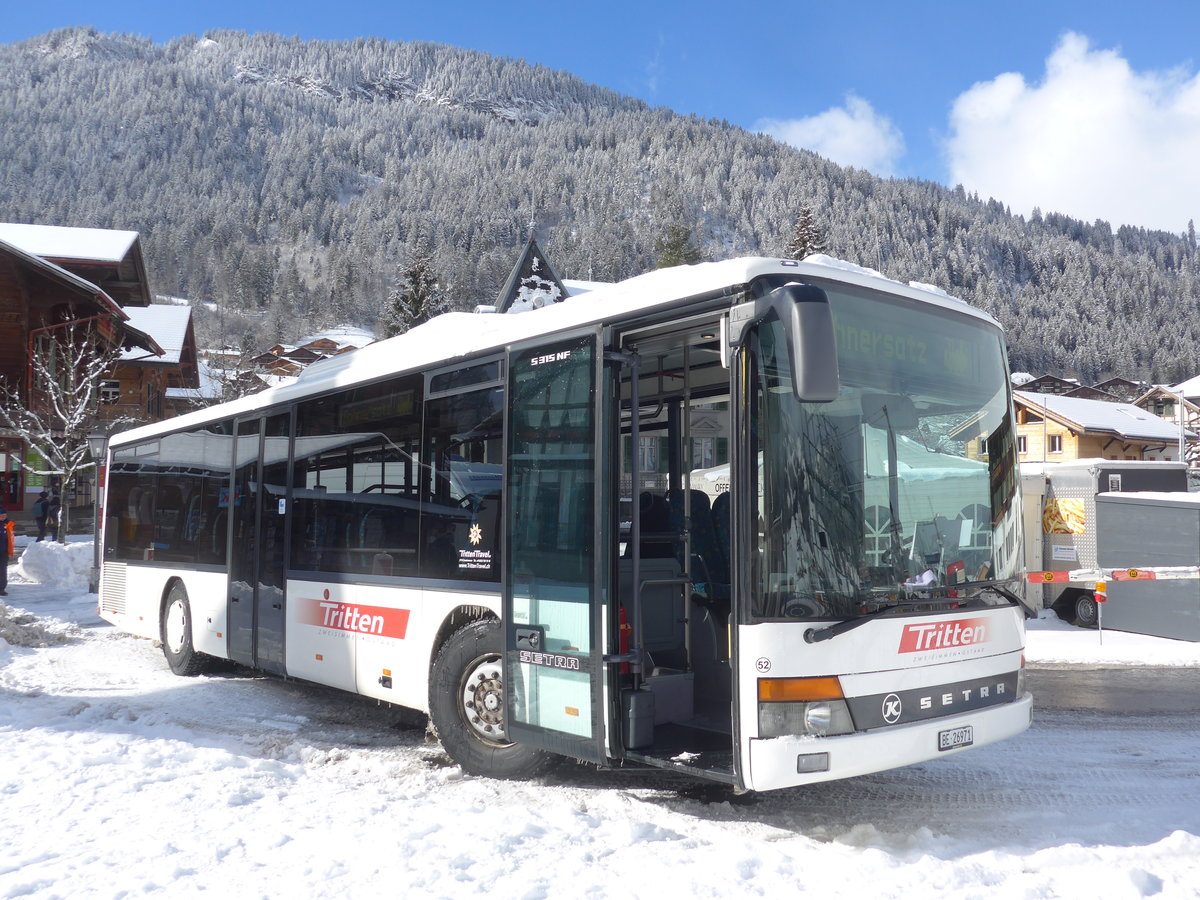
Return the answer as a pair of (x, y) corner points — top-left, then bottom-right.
(2, 540), (1199, 898)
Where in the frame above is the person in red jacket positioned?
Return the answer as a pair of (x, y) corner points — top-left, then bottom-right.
(0, 507), (13, 596)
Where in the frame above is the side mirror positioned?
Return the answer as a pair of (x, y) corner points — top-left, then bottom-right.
(728, 283), (839, 402)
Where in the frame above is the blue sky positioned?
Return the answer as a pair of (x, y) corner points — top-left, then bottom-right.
(5, 1), (1200, 232)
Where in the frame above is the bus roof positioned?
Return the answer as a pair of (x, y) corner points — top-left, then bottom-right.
(109, 256), (998, 448)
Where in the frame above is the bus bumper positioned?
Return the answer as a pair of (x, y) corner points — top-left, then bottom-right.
(745, 692), (1033, 792)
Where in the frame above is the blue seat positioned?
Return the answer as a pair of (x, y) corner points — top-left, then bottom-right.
(710, 491), (732, 583)
(667, 489), (730, 610)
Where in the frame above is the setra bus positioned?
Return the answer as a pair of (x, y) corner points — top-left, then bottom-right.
(97, 256), (1031, 792)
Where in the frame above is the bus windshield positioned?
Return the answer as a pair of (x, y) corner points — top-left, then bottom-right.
(750, 279), (1020, 621)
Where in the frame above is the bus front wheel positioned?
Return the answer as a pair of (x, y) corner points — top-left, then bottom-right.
(429, 619), (550, 780)
(161, 582), (212, 676)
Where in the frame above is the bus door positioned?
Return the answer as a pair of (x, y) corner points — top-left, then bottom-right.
(227, 412), (291, 674)
(612, 320), (738, 784)
(503, 330), (611, 765)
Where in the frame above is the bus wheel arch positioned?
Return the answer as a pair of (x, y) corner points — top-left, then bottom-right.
(160, 579), (213, 676)
(428, 617), (550, 780)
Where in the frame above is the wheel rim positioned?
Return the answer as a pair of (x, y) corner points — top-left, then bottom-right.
(1077, 595), (1098, 626)
(164, 598), (188, 653)
(459, 652), (512, 747)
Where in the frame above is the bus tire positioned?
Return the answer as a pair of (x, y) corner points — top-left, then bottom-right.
(429, 619), (550, 780)
(1074, 592), (1099, 629)
(161, 582), (212, 676)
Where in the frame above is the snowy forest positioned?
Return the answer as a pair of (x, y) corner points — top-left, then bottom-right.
(2, 26), (1199, 382)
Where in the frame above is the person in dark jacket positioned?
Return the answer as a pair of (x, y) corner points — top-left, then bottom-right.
(48, 492), (60, 542)
(33, 491), (50, 542)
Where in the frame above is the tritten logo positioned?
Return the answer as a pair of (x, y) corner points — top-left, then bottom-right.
(298, 589), (410, 639)
(899, 618), (990, 653)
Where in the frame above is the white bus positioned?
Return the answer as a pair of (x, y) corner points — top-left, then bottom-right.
(98, 257), (1030, 792)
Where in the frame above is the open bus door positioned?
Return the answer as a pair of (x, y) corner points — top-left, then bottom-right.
(503, 330), (611, 765)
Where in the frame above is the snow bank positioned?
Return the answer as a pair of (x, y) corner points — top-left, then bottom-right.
(16, 539), (92, 589)
(1025, 608), (1200, 666)
(0, 600), (69, 649)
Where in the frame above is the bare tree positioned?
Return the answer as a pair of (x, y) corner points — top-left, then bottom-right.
(0, 323), (129, 541)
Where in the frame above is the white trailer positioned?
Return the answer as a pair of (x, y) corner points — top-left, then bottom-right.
(1021, 459), (1191, 630)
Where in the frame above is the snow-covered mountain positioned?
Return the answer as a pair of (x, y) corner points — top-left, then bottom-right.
(2, 26), (1198, 381)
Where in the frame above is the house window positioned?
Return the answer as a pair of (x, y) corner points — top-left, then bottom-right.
(100, 380), (121, 405)
(146, 383), (162, 420)
(639, 436), (659, 474)
(1048, 434), (1063, 454)
(1017, 435), (1027, 454)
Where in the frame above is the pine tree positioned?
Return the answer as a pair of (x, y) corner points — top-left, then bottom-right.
(784, 206), (828, 259)
(382, 242), (448, 337)
(654, 223), (705, 268)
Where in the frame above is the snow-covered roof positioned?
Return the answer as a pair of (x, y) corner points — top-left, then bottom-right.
(113, 256), (1002, 447)
(0, 223), (139, 265)
(1021, 458), (1187, 476)
(0, 235), (125, 315)
(165, 359), (224, 402)
(1171, 374), (1200, 398)
(118, 305), (192, 364)
(563, 278), (608, 296)
(1016, 391), (1189, 442)
(296, 325), (375, 349)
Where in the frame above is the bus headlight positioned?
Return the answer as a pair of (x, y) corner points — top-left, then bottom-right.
(758, 676), (855, 737)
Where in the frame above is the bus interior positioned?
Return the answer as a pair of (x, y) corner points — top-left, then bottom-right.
(614, 313), (737, 780)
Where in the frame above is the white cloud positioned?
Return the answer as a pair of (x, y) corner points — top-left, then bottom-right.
(644, 35), (665, 96)
(945, 32), (1200, 232)
(757, 94), (905, 177)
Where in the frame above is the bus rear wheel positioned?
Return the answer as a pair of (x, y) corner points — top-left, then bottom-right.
(429, 619), (549, 780)
(161, 582), (212, 676)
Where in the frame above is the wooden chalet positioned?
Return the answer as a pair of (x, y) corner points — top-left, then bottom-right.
(0, 228), (160, 511)
(0, 223), (152, 309)
(299, 337), (340, 353)
(1018, 374), (1079, 395)
(282, 346), (324, 364)
(1092, 377), (1144, 402)
(1011, 391), (1187, 463)
(100, 305), (200, 427)
(1062, 385), (1120, 402)
(1133, 385), (1200, 436)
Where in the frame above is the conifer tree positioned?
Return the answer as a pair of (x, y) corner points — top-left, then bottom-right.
(654, 223), (705, 268)
(382, 242), (448, 337)
(784, 206), (828, 259)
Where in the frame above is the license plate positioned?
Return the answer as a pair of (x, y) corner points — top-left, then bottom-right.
(938, 725), (973, 751)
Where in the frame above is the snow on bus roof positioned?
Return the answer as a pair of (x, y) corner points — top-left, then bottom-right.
(110, 257), (994, 448)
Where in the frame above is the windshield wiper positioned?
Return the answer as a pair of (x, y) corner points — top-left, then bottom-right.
(803, 596), (950, 644)
(802, 579), (1031, 644)
(902, 578), (1035, 618)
